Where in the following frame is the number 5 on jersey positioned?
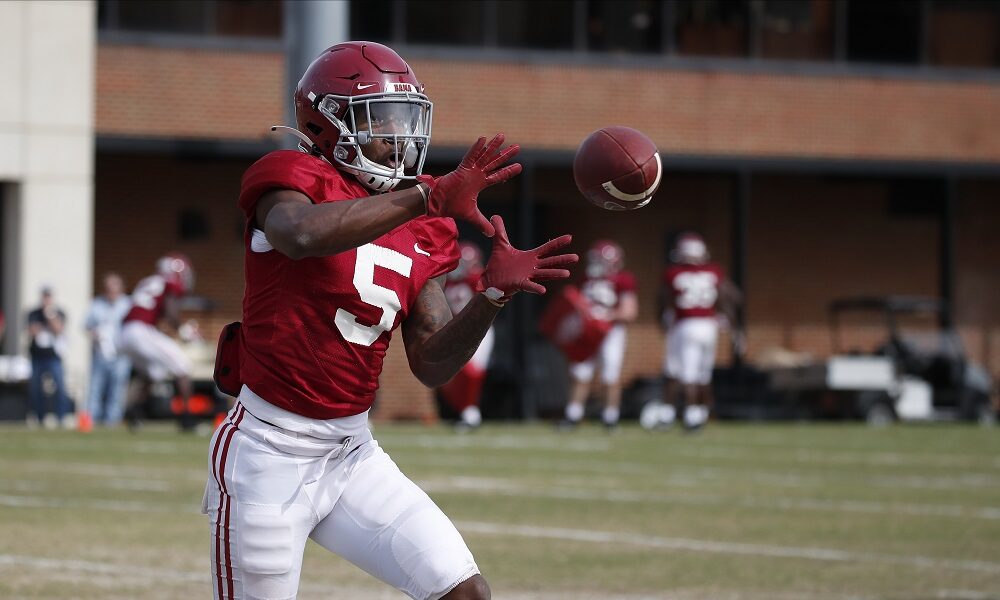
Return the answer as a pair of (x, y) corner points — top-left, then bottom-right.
(335, 244), (413, 346)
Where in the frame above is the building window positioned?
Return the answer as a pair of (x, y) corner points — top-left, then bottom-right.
(340, 0), (999, 73)
(675, 0), (751, 58)
(758, 0), (834, 60)
(98, 0), (282, 38)
(587, 0), (662, 54)
(846, 0), (921, 64)
(928, 0), (1000, 68)
(498, 1), (574, 50)
(350, 0), (394, 44)
(405, 0), (484, 46)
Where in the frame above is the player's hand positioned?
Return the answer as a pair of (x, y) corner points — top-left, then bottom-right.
(417, 133), (522, 237)
(477, 215), (578, 302)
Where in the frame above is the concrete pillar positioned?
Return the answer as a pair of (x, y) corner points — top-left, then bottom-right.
(0, 1), (96, 407)
(283, 0), (349, 134)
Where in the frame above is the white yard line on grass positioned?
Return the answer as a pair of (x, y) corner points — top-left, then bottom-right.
(0, 553), (398, 598)
(0, 493), (195, 514)
(0, 554), (204, 583)
(378, 433), (613, 453)
(4, 490), (996, 575)
(419, 476), (1000, 521)
(0, 553), (895, 600)
(404, 453), (1000, 493)
(457, 521), (1000, 575)
(381, 432), (998, 471)
(6, 458), (205, 482)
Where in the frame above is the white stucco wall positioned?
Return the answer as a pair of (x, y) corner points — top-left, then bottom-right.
(0, 1), (95, 406)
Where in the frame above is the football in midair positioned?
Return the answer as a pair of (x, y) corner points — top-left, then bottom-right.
(573, 126), (661, 211)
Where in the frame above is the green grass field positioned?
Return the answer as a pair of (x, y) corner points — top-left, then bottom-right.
(1, 421), (999, 599)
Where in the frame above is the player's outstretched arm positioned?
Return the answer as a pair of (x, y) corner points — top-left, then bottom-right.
(257, 133), (520, 259)
(257, 186), (426, 259)
(402, 215), (577, 388)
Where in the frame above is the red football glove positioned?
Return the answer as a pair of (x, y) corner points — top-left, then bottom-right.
(417, 133), (522, 238)
(476, 215), (578, 301)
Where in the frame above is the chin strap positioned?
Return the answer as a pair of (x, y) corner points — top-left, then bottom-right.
(269, 126), (323, 157)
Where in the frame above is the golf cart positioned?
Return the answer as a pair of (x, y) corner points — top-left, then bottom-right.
(629, 295), (996, 426)
(760, 296), (995, 425)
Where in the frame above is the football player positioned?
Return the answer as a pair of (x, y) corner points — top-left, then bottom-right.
(560, 240), (638, 430)
(204, 42), (577, 600)
(660, 232), (744, 431)
(438, 241), (493, 431)
(119, 253), (197, 431)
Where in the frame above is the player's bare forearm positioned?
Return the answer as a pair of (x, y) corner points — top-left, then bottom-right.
(403, 280), (500, 388)
(259, 185), (427, 259)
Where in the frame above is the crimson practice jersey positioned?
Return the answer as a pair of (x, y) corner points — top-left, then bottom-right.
(580, 272), (637, 322)
(124, 275), (184, 325)
(238, 151), (459, 419)
(443, 270), (482, 315)
(664, 263), (723, 320)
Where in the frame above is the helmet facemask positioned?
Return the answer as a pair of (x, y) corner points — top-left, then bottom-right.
(317, 92), (432, 192)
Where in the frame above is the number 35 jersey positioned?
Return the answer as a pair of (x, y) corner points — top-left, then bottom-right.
(238, 151), (460, 419)
(663, 262), (723, 321)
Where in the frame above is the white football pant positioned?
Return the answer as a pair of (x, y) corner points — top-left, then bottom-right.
(665, 317), (719, 385)
(570, 323), (626, 385)
(203, 386), (479, 600)
(119, 320), (192, 381)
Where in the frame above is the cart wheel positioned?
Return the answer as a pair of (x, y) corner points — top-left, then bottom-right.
(865, 402), (895, 427)
(976, 401), (996, 427)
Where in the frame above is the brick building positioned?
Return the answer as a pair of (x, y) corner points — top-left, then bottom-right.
(91, 0), (1000, 420)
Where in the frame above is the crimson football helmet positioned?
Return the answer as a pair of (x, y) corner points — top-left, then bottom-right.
(448, 241), (484, 281)
(586, 240), (624, 278)
(672, 232), (709, 264)
(291, 41), (432, 192)
(157, 253), (194, 293)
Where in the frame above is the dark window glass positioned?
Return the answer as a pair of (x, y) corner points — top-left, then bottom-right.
(846, 0), (921, 64)
(759, 0), (834, 60)
(405, 0), (484, 46)
(928, 0), (1000, 68)
(99, 0), (282, 38)
(97, 0), (111, 29)
(587, 0), (662, 53)
(178, 209), (211, 240)
(350, 0), (394, 43)
(675, 0), (750, 57)
(215, 1), (282, 38)
(498, 1), (574, 49)
(115, 0), (209, 34)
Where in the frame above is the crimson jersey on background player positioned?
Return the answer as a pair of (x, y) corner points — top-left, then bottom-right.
(124, 275), (185, 325)
(663, 262), (724, 320)
(238, 150), (459, 419)
(579, 271), (637, 322)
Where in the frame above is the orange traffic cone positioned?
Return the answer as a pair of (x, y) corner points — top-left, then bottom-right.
(77, 411), (93, 433)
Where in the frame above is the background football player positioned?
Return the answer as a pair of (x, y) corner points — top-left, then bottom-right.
(119, 253), (196, 431)
(561, 240), (638, 430)
(660, 232), (744, 431)
(204, 42), (576, 600)
(438, 241), (493, 431)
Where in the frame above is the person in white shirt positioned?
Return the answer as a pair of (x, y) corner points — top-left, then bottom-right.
(84, 273), (133, 426)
